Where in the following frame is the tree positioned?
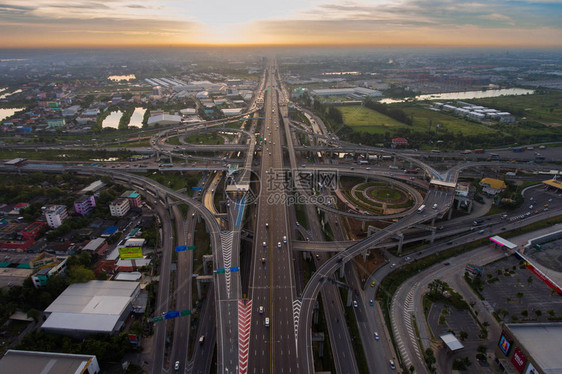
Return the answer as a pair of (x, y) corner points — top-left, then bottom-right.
(424, 348), (436, 369)
(459, 331), (468, 341)
(67, 265), (95, 284)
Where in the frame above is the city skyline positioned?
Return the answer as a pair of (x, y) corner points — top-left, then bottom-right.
(0, 0), (561, 48)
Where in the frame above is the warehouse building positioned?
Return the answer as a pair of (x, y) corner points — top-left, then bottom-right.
(0, 350), (100, 374)
(42, 280), (140, 338)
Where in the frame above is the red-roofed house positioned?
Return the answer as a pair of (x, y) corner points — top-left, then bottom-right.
(392, 138), (409, 147)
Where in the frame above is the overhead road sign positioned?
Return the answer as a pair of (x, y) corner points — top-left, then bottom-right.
(175, 245), (187, 252)
(187, 245), (196, 250)
(165, 311), (180, 319)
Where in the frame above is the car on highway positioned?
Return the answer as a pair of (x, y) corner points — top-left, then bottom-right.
(374, 332), (379, 340)
(265, 222), (269, 229)
(175, 361), (180, 371)
(283, 235), (287, 244)
(199, 335), (205, 344)
(261, 257), (266, 264)
(265, 317), (270, 327)
(389, 360), (396, 370)
(370, 281), (376, 287)
(263, 241), (266, 247)
(369, 299), (373, 306)
(353, 300), (358, 308)
(277, 242), (281, 248)
(259, 306), (264, 314)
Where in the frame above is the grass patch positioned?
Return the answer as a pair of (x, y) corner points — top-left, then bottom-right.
(185, 133), (225, 145)
(369, 187), (404, 202)
(337, 105), (407, 134)
(485, 205), (505, 216)
(397, 104), (496, 136)
(167, 136), (181, 145)
(143, 172), (200, 193)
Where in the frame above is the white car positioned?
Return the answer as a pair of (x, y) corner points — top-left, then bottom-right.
(374, 332), (379, 340)
(259, 306), (264, 314)
(353, 300), (358, 308)
(277, 242), (281, 248)
(283, 235), (287, 244)
(263, 241), (267, 247)
(175, 361), (180, 371)
(265, 317), (270, 327)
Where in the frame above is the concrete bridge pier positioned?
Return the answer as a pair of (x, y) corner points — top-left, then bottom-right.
(396, 233), (404, 255)
(346, 288), (353, 307)
(448, 206), (454, 220)
(362, 250), (369, 262)
(202, 255), (213, 275)
(339, 262), (345, 278)
(430, 227), (436, 244)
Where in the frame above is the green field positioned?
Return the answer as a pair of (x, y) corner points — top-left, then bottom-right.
(337, 105), (406, 134)
(396, 104), (497, 136)
(338, 104), (496, 136)
(467, 90), (562, 125)
(184, 133), (225, 145)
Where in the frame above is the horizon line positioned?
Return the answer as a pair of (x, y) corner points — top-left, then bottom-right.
(2, 42), (562, 50)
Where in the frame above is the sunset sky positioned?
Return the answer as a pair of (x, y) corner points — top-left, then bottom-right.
(0, 0), (561, 48)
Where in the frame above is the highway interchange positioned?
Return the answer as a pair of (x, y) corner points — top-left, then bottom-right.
(3, 59), (562, 374)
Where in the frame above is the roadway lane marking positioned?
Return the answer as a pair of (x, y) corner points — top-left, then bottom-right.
(238, 299), (253, 374)
(292, 299), (301, 357)
(220, 231), (234, 296)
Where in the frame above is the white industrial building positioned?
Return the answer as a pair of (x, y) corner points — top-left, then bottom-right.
(147, 114), (182, 126)
(44, 205), (68, 228)
(41, 280), (140, 338)
(180, 108), (197, 115)
(0, 350), (100, 374)
(222, 108), (243, 116)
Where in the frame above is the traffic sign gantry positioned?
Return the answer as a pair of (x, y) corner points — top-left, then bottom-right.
(230, 266), (240, 272)
(175, 245), (187, 252)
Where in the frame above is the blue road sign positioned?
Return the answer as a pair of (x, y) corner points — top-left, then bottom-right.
(175, 245), (187, 252)
(165, 310), (180, 319)
(230, 266), (240, 272)
(192, 187), (203, 191)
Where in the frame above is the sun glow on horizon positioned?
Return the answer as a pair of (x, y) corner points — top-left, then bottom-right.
(0, 0), (561, 48)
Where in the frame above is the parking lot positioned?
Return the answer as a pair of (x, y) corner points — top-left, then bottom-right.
(480, 256), (562, 323)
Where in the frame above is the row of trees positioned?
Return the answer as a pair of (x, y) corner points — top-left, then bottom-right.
(364, 98), (413, 125)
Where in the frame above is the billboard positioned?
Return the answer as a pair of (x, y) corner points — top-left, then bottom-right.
(119, 246), (143, 259)
(511, 347), (527, 373)
(498, 332), (512, 356)
(525, 363), (537, 374)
